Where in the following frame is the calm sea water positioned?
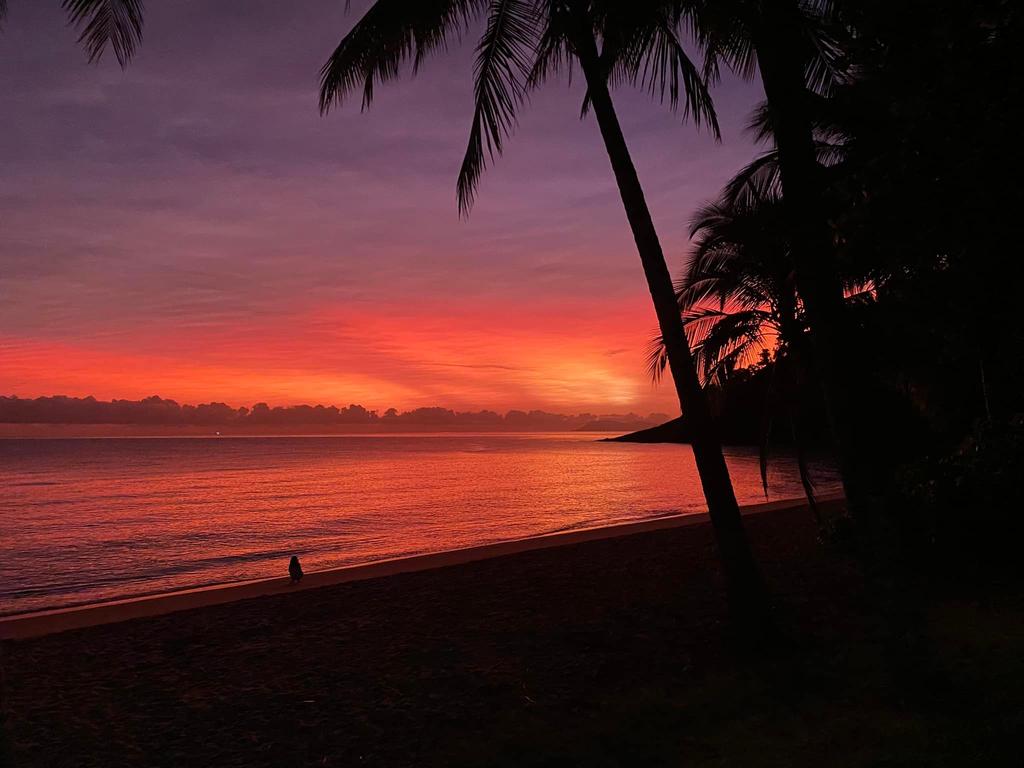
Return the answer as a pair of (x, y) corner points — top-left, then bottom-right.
(0, 433), (839, 614)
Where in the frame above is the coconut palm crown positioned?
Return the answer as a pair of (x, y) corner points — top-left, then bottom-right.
(318, 0), (719, 215)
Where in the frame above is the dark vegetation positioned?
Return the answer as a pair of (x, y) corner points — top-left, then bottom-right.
(639, 0), (1024, 565)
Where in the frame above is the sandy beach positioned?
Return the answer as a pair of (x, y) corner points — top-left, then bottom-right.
(0, 495), (841, 640)
(4, 497), (1022, 767)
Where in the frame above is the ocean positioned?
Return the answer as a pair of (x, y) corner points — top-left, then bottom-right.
(0, 433), (839, 614)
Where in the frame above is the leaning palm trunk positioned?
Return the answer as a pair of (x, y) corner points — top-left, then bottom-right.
(572, 25), (765, 618)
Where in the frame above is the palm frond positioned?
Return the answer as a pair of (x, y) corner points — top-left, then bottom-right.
(722, 142), (846, 208)
(653, 302), (769, 387)
(644, 309), (771, 388)
(679, 254), (769, 313)
(843, 278), (876, 303)
(799, 0), (849, 96)
(525, 0), (573, 90)
(62, 0), (144, 67)
(687, 308), (769, 385)
(681, 195), (789, 315)
(645, 332), (670, 384)
(702, 337), (758, 385)
(688, 3), (756, 84)
(604, 4), (719, 137)
(746, 102), (775, 145)
(319, 0), (487, 114)
(680, 305), (730, 343)
(720, 155), (782, 209)
(457, 0), (540, 215)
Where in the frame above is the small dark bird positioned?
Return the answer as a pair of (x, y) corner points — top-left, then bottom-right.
(288, 555), (304, 583)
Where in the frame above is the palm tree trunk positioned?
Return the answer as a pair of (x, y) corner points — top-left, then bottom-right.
(572, 25), (765, 621)
(752, 2), (873, 520)
(978, 356), (992, 421)
(753, 8), (934, 683)
(777, 297), (820, 521)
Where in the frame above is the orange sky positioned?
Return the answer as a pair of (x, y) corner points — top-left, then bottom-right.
(1, 296), (680, 414)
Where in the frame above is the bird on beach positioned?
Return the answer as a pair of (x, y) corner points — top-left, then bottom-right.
(288, 555), (304, 584)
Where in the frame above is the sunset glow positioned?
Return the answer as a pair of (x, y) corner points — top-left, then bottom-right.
(1, 298), (676, 412)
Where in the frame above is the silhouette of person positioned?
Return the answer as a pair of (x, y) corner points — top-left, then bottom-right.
(289, 555), (304, 584)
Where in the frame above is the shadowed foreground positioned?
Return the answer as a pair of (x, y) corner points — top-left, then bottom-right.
(2, 507), (1022, 767)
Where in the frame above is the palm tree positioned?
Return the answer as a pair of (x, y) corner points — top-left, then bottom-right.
(648, 161), (873, 517)
(0, 1), (144, 67)
(656, 136), (852, 387)
(687, 0), (872, 517)
(649, 172), (817, 506)
(319, 0), (766, 616)
(669, 180), (796, 387)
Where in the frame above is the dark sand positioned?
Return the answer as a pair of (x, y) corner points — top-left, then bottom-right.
(2, 505), (1022, 767)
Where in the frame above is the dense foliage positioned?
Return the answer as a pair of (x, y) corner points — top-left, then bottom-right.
(677, 0), (1023, 554)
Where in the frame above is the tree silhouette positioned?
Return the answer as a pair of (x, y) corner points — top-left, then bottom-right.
(319, 0), (766, 618)
(681, 0), (876, 520)
(648, 164), (870, 513)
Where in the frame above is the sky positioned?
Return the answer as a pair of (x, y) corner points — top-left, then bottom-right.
(0, 1), (765, 415)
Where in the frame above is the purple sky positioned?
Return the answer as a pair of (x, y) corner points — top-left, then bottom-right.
(0, 1), (765, 414)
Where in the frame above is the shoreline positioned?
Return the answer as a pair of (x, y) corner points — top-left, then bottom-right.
(0, 425), (635, 439)
(0, 493), (843, 640)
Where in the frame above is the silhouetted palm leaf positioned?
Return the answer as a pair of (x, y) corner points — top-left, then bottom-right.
(649, 305), (772, 388)
(800, 0), (849, 96)
(686, 0), (756, 84)
(682, 194), (790, 317)
(599, 1), (719, 136)
(62, 0), (144, 67)
(323, 0), (719, 218)
(722, 142), (846, 207)
(523, 0), (573, 90)
(457, 0), (540, 214)
(645, 332), (670, 384)
(688, 0), (843, 97)
(319, 0), (488, 114)
(688, 308), (769, 384)
(647, 168), (794, 388)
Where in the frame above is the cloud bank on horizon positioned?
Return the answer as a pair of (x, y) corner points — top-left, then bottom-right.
(0, 0), (762, 414)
